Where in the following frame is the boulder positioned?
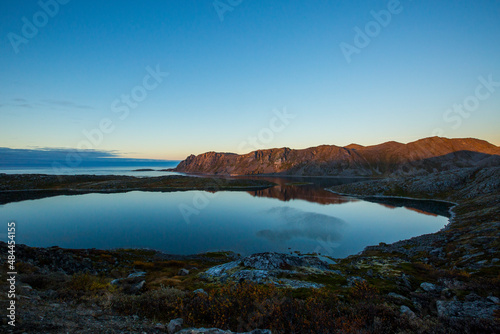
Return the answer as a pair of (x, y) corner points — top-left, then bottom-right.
(241, 252), (330, 271)
(193, 288), (208, 296)
(487, 296), (499, 304)
(420, 282), (439, 292)
(168, 318), (184, 334)
(201, 252), (332, 288)
(178, 269), (190, 276)
(400, 305), (416, 318)
(124, 280), (145, 294)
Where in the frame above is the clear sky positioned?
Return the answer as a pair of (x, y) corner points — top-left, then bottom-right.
(1, 0), (499, 160)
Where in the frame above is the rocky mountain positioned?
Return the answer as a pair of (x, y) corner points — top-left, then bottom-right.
(174, 137), (500, 177)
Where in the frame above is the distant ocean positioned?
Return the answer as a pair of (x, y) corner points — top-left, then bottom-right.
(0, 161), (181, 177)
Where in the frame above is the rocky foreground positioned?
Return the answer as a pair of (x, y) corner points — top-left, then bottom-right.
(1, 241), (498, 333)
(1, 167), (499, 333)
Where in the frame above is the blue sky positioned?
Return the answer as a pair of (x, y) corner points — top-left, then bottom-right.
(1, 0), (499, 160)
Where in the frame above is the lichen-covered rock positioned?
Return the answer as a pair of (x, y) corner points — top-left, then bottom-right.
(201, 252), (335, 288)
(436, 299), (498, 319)
(241, 252), (330, 271)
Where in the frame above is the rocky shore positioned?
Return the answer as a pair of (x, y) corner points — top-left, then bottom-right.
(328, 167), (500, 321)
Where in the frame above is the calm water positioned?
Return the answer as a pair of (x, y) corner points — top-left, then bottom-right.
(0, 163), (181, 177)
(0, 175), (452, 258)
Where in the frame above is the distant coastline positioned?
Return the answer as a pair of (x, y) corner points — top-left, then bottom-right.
(0, 174), (275, 205)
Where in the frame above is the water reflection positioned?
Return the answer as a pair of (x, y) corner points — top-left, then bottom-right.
(256, 207), (345, 242)
(248, 183), (354, 205)
(239, 176), (452, 217)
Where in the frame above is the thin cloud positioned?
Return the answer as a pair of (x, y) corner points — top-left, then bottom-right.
(0, 98), (94, 110)
(17, 103), (33, 108)
(0, 147), (170, 167)
(42, 99), (94, 110)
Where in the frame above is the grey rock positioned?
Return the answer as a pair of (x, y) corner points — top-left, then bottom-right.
(400, 273), (412, 289)
(275, 278), (324, 289)
(331, 270), (343, 276)
(475, 260), (488, 266)
(193, 288), (208, 296)
(130, 280), (146, 294)
(111, 271), (147, 285)
(420, 282), (440, 292)
(412, 298), (423, 312)
(110, 278), (122, 285)
(178, 269), (190, 276)
(204, 261), (239, 278)
(388, 292), (409, 301)
(436, 299), (498, 319)
(460, 252), (484, 262)
(241, 252), (330, 271)
(202, 252), (332, 288)
(487, 296), (499, 304)
(400, 305), (416, 318)
(465, 292), (481, 302)
(168, 318), (184, 334)
(128, 271), (146, 278)
(231, 269), (269, 283)
(347, 276), (366, 287)
(121, 280), (146, 294)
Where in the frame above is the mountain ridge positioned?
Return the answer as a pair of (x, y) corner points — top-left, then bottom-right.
(174, 137), (500, 177)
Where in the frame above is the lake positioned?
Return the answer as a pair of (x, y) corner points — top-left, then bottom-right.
(0, 174), (452, 258)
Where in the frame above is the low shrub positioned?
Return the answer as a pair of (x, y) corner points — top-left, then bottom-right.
(111, 286), (186, 321)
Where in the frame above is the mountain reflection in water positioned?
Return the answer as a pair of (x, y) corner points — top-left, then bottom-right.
(240, 176), (452, 217)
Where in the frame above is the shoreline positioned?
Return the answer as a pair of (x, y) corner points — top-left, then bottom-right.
(0, 174), (276, 205)
(176, 171), (381, 179)
(326, 167), (499, 266)
(325, 188), (458, 224)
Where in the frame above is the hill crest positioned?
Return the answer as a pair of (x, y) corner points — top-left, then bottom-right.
(174, 137), (500, 176)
